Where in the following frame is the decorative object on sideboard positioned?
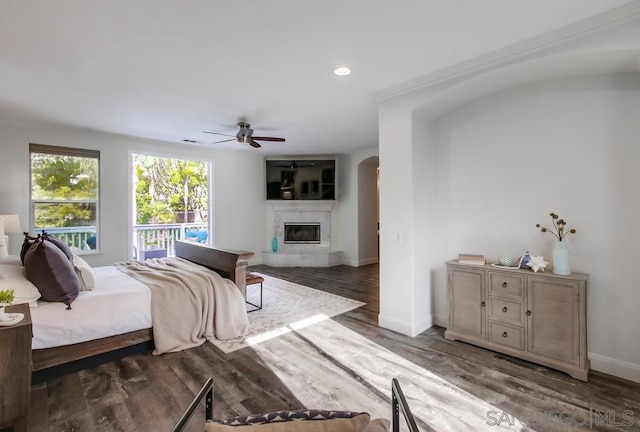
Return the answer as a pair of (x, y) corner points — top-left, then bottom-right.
(518, 251), (532, 269)
(457, 253), (485, 265)
(536, 212), (576, 275)
(491, 255), (520, 269)
(552, 241), (571, 275)
(497, 255), (515, 266)
(526, 255), (548, 273)
(0, 214), (22, 257)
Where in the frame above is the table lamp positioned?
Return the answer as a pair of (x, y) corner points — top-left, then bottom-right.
(0, 214), (22, 257)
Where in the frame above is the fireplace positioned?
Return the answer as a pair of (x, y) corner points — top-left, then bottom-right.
(264, 201), (341, 267)
(284, 223), (321, 244)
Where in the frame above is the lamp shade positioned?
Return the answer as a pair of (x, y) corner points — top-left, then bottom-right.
(0, 214), (22, 233)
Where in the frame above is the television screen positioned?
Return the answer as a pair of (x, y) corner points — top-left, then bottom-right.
(266, 160), (335, 200)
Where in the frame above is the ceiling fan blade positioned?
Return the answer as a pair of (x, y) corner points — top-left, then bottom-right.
(211, 138), (236, 144)
(252, 136), (285, 142)
(248, 139), (262, 148)
(203, 131), (235, 137)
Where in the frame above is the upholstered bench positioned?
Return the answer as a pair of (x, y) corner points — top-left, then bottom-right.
(245, 273), (263, 312)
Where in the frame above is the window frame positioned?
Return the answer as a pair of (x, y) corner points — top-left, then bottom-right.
(29, 143), (101, 254)
(128, 150), (214, 259)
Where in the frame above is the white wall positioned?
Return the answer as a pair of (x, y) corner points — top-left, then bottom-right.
(431, 72), (640, 380)
(379, 104), (426, 335)
(0, 123), (265, 266)
(377, 15), (640, 381)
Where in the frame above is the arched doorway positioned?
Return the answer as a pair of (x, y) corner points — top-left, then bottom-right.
(357, 156), (379, 265)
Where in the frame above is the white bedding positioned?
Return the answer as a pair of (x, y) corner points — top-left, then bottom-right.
(31, 265), (152, 350)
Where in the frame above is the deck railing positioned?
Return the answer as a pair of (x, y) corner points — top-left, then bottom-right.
(38, 223), (209, 258)
(37, 226), (97, 251)
(133, 222), (208, 258)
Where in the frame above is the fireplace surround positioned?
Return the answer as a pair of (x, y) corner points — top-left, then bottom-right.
(263, 202), (342, 267)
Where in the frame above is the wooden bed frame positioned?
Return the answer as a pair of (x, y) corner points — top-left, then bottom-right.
(31, 241), (254, 372)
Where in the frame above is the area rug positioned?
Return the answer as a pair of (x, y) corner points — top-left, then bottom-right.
(209, 273), (366, 353)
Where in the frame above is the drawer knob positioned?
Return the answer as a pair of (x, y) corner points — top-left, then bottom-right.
(481, 301), (486, 307)
(526, 310), (532, 316)
(502, 282), (508, 287)
(502, 306), (508, 313)
(502, 332), (508, 338)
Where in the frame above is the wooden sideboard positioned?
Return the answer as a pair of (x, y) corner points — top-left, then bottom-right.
(444, 260), (589, 381)
(0, 303), (32, 431)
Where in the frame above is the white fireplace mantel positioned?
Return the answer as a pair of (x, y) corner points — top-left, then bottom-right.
(270, 201), (334, 212)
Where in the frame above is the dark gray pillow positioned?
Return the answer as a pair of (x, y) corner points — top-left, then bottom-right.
(42, 232), (74, 262)
(20, 233), (39, 265)
(24, 237), (80, 308)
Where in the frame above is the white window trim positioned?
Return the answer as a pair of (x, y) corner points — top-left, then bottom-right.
(29, 143), (101, 254)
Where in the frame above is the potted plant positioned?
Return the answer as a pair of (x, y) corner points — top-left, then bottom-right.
(0, 289), (15, 315)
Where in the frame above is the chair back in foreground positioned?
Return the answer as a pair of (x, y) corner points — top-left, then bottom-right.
(392, 378), (419, 432)
(172, 378), (420, 432)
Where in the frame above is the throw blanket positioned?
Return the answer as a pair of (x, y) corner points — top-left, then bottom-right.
(115, 257), (249, 354)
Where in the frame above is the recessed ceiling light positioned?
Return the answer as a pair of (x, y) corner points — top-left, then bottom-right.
(334, 66), (351, 76)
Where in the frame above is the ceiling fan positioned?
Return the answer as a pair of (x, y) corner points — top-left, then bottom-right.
(203, 122), (285, 148)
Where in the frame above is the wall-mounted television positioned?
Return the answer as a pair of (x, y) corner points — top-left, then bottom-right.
(266, 159), (335, 200)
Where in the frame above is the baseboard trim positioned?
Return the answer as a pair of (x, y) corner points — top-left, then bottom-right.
(378, 313), (432, 337)
(358, 257), (379, 266)
(589, 352), (640, 383)
(342, 257), (379, 267)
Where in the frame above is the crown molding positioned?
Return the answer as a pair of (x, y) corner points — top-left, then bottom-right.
(375, 2), (640, 101)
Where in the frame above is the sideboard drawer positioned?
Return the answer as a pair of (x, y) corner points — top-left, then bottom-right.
(488, 297), (524, 325)
(488, 272), (524, 299)
(488, 321), (525, 350)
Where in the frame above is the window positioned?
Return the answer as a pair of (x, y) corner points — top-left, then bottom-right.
(30, 144), (100, 252)
(131, 153), (210, 258)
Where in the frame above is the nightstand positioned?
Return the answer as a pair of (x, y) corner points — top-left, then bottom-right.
(0, 303), (32, 432)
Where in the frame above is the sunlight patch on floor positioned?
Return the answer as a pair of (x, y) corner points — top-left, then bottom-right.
(254, 319), (532, 432)
(244, 313), (330, 346)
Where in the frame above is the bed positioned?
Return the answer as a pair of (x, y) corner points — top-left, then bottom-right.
(14, 240), (254, 371)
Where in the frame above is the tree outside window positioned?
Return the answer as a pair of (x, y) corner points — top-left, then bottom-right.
(30, 144), (100, 251)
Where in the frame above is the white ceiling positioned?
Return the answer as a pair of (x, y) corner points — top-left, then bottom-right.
(0, 0), (633, 155)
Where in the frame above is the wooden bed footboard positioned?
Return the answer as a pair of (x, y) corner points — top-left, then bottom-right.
(32, 242), (254, 372)
(174, 240), (254, 299)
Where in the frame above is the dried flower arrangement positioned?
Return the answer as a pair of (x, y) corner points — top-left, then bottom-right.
(536, 212), (576, 241)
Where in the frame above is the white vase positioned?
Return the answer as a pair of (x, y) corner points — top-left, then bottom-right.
(552, 241), (571, 275)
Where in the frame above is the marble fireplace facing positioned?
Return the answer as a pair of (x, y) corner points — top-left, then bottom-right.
(263, 201), (342, 267)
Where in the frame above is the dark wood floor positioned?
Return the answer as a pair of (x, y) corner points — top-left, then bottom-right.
(22, 264), (640, 431)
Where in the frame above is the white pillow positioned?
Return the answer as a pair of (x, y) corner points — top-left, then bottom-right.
(0, 262), (41, 307)
(0, 255), (21, 266)
(74, 255), (96, 291)
(0, 222), (6, 258)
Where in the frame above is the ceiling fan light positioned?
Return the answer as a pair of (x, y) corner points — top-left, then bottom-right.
(334, 66), (351, 76)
